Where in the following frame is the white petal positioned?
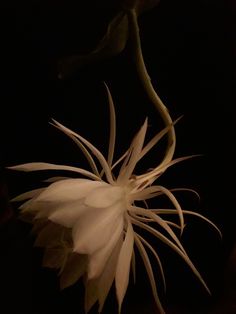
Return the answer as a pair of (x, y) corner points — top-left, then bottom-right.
(87, 216), (123, 279)
(34, 201), (64, 219)
(60, 254), (87, 290)
(36, 179), (107, 203)
(42, 247), (67, 269)
(34, 223), (65, 248)
(11, 188), (46, 202)
(20, 199), (55, 217)
(23, 199), (83, 222)
(115, 218), (134, 312)
(84, 185), (124, 208)
(21, 199), (73, 219)
(97, 236), (123, 313)
(85, 278), (99, 314)
(72, 203), (123, 255)
(43, 176), (70, 183)
(49, 201), (87, 228)
(19, 198), (34, 211)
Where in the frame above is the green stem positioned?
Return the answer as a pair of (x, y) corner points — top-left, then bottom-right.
(127, 9), (176, 166)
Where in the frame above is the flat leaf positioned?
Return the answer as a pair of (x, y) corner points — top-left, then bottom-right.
(58, 13), (128, 79)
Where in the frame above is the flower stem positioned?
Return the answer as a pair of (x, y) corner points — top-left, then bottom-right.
(127, 9), (176, 166)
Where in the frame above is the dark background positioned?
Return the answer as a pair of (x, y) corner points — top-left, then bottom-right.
(0, 0), (235, 313)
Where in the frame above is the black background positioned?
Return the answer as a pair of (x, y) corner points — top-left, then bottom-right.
(0, 0), (235, 313)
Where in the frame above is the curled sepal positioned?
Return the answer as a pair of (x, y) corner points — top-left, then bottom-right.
(134, 233), (165, 314)
(115, 219), (134, 313)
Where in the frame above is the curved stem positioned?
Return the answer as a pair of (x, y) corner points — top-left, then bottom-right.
(127, 9), (176, 167)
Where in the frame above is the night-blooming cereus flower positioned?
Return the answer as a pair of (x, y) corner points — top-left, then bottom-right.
(10, 85), (220, 314)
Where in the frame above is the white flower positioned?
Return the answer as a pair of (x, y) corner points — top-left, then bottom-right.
(10, 84), (220, 314)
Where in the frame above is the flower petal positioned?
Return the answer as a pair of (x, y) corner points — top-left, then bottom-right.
(85, 278), (99, 314)
(115, 218), (134, 313)
(36, 179), (107, 203)
(34, 201), (65, 219)
(19, 198), (52, 215)
(43, 176), (70, 183)
(49, 201), (87, 228)
(97, 236), (123, 313)
(11, 188), (46, 202)
(60, 253), (88, 290)
(88, 216), (123, 279)
(34, 223), (66, 248)
(72, 202), (123, 255)
(84, 185), (124, 208)
(42, 247), (68, 270)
